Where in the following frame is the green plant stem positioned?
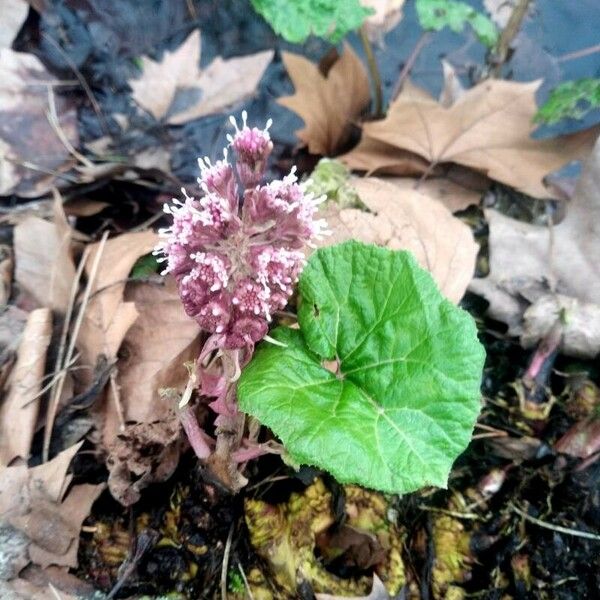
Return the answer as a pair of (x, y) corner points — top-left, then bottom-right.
(359, 25), (383, 117)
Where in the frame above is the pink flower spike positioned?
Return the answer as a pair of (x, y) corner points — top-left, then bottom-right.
(228, 110), (273, 189)
(197, 150), (238, 208)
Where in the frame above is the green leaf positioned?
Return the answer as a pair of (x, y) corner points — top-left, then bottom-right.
(535, 78), (600, 125)
(238, 241), (485, 494)
(416, 0), (498, 47)
(130, 253), (160, 279)
(250, 0), (373, 44)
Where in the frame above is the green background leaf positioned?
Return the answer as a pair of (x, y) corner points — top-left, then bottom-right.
(238, 241), (485, 494)
(250, 0), (373, 44)
(416, 0), (498, 47)
(535, 78), (600, 125)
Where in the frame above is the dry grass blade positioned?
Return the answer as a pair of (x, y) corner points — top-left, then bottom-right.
(43, 232), (108, 462)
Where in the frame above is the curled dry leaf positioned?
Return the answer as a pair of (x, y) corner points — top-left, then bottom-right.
(0, 308), (52, 466)
(0, 443), (104, 571)
(129, 29), (273, 124)
(106, 415), (181, 506)
(278, 45), (371, 156)
(102, 278), (200, 444)
(0, 0), (29, 49)
(13, 196), (76, 312)
(319, 177), (478, 303)
(347, 79), (599, 198)
(470, 136), (600, 357)
(0, 49), (78, 197)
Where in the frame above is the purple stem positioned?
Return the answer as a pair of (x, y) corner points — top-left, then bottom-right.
(178, 404), (213, 459)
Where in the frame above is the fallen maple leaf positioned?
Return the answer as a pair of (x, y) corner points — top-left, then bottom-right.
(319, 177), (479, 303)
(278, 45), (371, 156)
(0, 308), (51, 466)
(129, 29), (273, 124)
(13, 196), (76, 312)
(340, 135), (431, 176)
(0, 49), (78, 197)
(349, 78), (599, 198)
(469, 136), (600, 357)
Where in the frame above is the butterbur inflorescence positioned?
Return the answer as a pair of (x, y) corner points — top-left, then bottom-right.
(155, 112), (328, 352)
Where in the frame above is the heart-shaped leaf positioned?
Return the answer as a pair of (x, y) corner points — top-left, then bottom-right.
(238, 241), (485, 493)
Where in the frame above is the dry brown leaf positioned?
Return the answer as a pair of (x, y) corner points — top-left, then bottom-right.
(129, 29), (273, 124)
(320, 177), (478, 303)
(384, 176), (481, 213)
(106, 416), (181, 506)
(0, 308), (52, 466)
(0, 49), (78, 197)
(340, 135), (431, 176)
(130, 29), (201, 120)
(358, 79), (599, 198)
(102, 279), (199, 502)
(0, 443), (103, 571)
(102, 278), (200, 444)
(278, 45), (371, 156)
(0, 0), (28, 49)
(469, 136), (600, 357)
(13, 197), (76, 312)
(168, 51), (274, 124)
(76, 231), (157, 385)
(362, 0), (405, 42)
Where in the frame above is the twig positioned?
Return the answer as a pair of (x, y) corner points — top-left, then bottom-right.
(44, 242), (89, 461)
(2, 155), (79, 184)
(185, 0), (197, 18)
(46, 87), (94, 168)
(557, 43), (600, 63)
(392, 32), (431, 100)
(109, 370), (125, 431)
(510, 502), (600, 541)
(417, 504), (482, 521)
(221, 523), (235, 600)
(41, 32), (108, 133)
(359, 25), (383, 117)
(43, 232), (109, 462)
(488, 0), (532, 78)
(48, 584), (65, 600)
